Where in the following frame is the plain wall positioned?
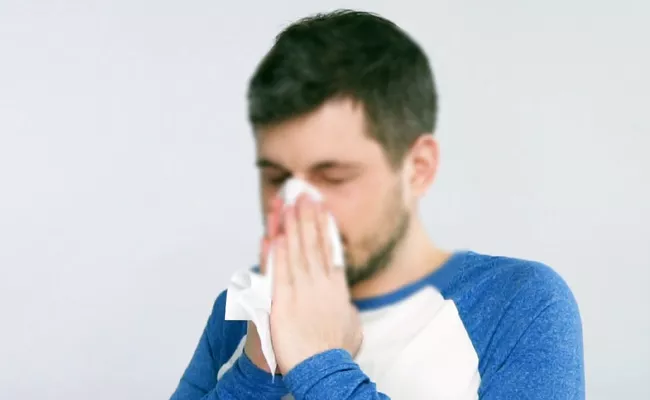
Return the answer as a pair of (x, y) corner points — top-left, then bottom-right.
(1, 1), (648, 398)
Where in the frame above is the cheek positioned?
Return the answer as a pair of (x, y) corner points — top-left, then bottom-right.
(325, 183), (382, 244)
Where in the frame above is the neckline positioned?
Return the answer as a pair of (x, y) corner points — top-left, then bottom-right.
(352, 250), (469, 312)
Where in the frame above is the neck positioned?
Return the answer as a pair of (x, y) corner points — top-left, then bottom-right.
(349, 217), (451, 300)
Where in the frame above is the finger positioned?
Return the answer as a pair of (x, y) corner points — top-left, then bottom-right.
(261, 198), (280, 275)
(283, 204), (306, 281)
(317, 202), (334, 274)
(272, 235), (291, 291)
(259, 236), (270, 274)
(298, 195), (324, 277)
(266, 196), (283, 238)
(266, 210), (277, 239)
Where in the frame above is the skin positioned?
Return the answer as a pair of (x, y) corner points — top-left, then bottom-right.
(244, 97), (451, 374)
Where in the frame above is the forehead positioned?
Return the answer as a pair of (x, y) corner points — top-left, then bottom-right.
(255, 98), (386, 169)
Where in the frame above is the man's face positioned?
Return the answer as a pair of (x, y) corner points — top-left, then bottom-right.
(255, 98), (411, 286)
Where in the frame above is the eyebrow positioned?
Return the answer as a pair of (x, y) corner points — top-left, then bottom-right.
(255, 158), (286, 170)
(255, 158), (362, 172)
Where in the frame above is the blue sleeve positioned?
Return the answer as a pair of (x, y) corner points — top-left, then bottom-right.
(480, 266), (585, 399)
(283, 349), (390, 400)
(215, 354), (289, 399)
(169, 292), (289, 400)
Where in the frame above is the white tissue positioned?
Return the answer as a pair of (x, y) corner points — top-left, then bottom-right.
(224, 178), (345, 375)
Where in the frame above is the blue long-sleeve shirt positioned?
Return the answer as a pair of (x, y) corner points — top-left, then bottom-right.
(170, 250), (585, 399)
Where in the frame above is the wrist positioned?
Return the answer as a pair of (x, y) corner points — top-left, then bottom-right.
(244, 322), (279, 373)
(279, 343), (340, 375)
(283, 349), (359, 398)
(244, 346), (270, 373)
(215, 353), (288, 398)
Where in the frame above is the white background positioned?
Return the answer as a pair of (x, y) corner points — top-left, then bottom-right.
(1, 1), (648, 399)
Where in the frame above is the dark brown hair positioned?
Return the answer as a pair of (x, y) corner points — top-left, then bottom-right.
(247, 9), (438, 167)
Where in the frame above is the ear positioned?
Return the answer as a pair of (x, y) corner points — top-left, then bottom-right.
(403, 134), (439, 198)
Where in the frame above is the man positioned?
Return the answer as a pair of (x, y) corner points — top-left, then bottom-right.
(170, 9), (585, 400)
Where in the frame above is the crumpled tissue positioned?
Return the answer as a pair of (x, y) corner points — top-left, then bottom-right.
(224, 178), (345, 375)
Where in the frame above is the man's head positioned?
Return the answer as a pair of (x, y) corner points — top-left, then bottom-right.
(249, 10), (439, 286)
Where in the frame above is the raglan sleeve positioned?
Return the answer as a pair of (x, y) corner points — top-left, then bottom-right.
(169, 291), (289, 400)
(281, 349), (390, 400)
(480, 265), (586, 400)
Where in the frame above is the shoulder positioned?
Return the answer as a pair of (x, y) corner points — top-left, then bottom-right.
(443, 252), (585, 396)
(206, 290), (247, 368)
(205, 289), (228, 336)
(445, 251), (582, 363)
(446, 251), (578, 311)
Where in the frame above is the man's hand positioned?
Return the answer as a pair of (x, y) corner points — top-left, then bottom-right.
(244, 198), (282, 373)
(270, 195), (363, 375)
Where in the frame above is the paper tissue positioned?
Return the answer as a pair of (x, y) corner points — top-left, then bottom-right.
(224, 178), (345, 374)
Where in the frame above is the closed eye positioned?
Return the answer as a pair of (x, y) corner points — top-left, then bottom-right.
(323, 176), (349, 184)
(265, 174), (290, 186)
(318, 173), (359, 186)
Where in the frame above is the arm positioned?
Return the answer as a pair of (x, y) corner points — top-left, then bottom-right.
(265, 196), (390, 400)
(480, 286), (585, 399)
(283, 350), (390, 400)
(169, 292), (290, 400)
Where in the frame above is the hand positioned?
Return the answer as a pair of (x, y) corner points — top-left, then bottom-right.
(270, 195), (363, 375)
(244, 197), (283, 373)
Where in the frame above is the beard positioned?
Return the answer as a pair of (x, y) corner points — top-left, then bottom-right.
(343, 188), (410, 287)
